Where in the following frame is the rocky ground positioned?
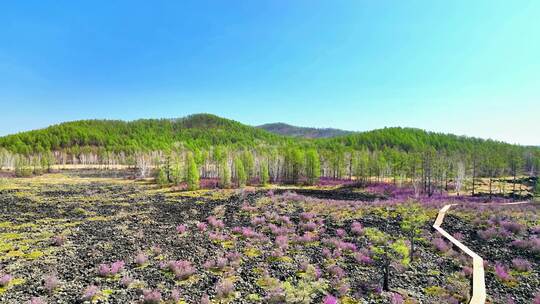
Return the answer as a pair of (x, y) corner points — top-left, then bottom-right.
(443, 208), (540, 304)
(0, 173), (534, 303)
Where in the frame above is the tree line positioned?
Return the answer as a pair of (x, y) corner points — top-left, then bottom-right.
(0, 114), (538, 196)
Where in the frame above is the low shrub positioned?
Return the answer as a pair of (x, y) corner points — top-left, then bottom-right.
(511, 258), (532, 272)
(44, 274), (59, 294)
(0, 274), (13, 287)
(81, 285), (100, 301)
(98, 260), (125, 277)
(142, 289), (162, 304)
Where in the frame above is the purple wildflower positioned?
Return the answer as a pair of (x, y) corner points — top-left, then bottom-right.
(354, 252), (373, 265)
(215, 279), (234, 299)
(98, 260), (125, 277)
(500, 221), (523, 234)
(135, 253), (148, 266)
(534, 293), (540, 304)
(432, 237), (450, 253)
(275, 235), (289, 250)
(28, 297), (46, 304)
(323, 295), (338, 304)
(120, 275), (133, 288)
(170, 288), (181, 301)
(0, 274), (13, 287)
(197, 222), (208, 232)
(351, 221), (364, 235)
(43, 274), (59, 294)
(142, 289), (162, 304)
(511, 258), (532, 272)
(176, 224), (187, 235)
(390, 292), (404, 304)
(494, 263), (512, 282)
(200, 294), (211, 304)
(161, 260), (196, 280)
(81, 285), (99, 301)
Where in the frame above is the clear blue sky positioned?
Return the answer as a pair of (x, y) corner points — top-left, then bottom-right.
(1, 1), (538, 145)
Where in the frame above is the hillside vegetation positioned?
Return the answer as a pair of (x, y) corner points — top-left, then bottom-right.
(0, 114), (538, 197)
(257, 122), (352, 138)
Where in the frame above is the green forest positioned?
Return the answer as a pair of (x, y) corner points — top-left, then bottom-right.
(0, 114), (538, 196)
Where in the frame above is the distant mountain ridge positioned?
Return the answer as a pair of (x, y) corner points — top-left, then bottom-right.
(257, 122), (353, 138)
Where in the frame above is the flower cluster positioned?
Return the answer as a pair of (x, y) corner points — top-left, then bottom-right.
(0, 274), (13, 287)
(98, 260), (125, 277)
(160, 260), (196, 280)
(142, 289), (162, 304)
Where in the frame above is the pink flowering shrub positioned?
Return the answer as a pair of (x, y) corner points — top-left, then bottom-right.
(275, 235), (289, 250)
(29, 297), (46, 304)
(207, 216), (225, 229)
(200, 294), (211, 304)
(204, 257), (229, 271)
(511, 237), (540, 253)
(151, 245), (162, 255)
(208, 232), (230, 242)
(44, 274), (59, 294)
(197, 221), (208, 232)
(351, 221), (364, 235)
(301, 221), (318, 232)
(534, 292), (540, 304)
(452, 232), (464, 241)
(323, 295), (338, 304)
(327, 265), (346, 280)
(98, 260), (125, 277)
(135, 252), (148, 266)
(250, 216), (266, 226)
(120, 275), (133, 288)
(176, 224), (187, 235)
(215, 279), (235, 299)
(170, 288), (181, 301)
(462, 266), (473, 277)
(142, 289), (162, 304)
(296, 232), (319, 243)
(160, 260), (196, 280)
(432, 237), (450, 253)
(390, 292), (404, 304)
(336, 228), (346, 238)
(478, 227), (510, 240)
(300, 212), (316, 222)
(494, 263), (512, 282)
(500, 220), (523, 234)
(354, 251), (373, 265)
(0, 274), (13, 287)
(511, 258), (532, 272)
(81, 285), (99, 301)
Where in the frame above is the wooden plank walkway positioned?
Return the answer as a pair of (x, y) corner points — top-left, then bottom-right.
(433, 204), (486, 304)
(432, 201), (531, 304)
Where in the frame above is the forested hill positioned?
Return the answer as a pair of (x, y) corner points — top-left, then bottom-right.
(0, 113), (537, 158)
(0, 114), (289, 154)
(257, 123), (352, 138)
(320, 127), (516, 154)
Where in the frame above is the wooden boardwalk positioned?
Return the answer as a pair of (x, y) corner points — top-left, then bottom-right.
(433, 204), (486, 304)
(433, 201), (531, 304)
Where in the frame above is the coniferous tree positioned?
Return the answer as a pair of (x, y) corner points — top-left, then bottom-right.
(155, 167), (168, 187)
